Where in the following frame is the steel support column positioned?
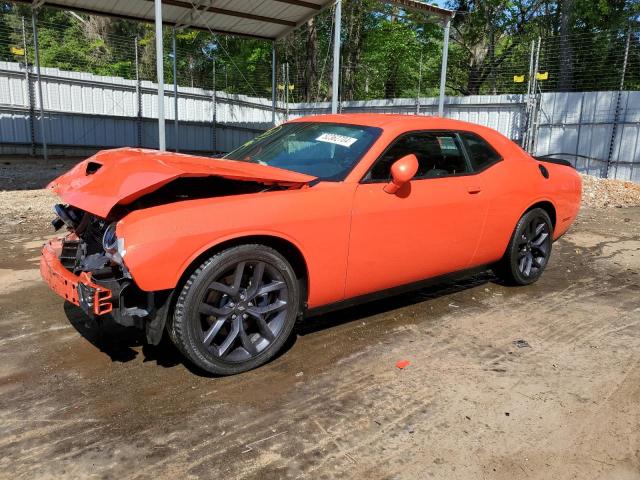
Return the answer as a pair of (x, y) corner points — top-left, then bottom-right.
(212, 57), (217, 153)
(21, 16), (36, 156)
(271, 42), (276, 125)
(154, 0), (166, 151)
(134, 36), (142, 147)
(172, 28), (179, 152)
(331, 0), (341, 114)
(31, 11), (47, 161)
(437, 17), (451, 117)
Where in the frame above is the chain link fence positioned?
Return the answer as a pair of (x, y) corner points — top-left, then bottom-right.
(0, 7), (639, 180)
(0, 13), (277, 156)
(279, 20), (640, 102)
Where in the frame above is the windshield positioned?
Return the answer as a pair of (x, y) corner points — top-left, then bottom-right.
(224, 122), (382, 181)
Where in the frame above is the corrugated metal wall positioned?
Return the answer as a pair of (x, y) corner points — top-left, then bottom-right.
(286, 95), (528, 143)
(1, 62), (638, 181)
(0, 61), (273, 155)
(284, 93), (639, 182)
(534, 91), (640, 182)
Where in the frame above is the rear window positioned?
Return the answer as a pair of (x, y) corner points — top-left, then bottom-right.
(460, 133), (501, 171)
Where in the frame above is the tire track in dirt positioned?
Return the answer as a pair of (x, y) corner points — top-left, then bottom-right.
(1, 208), (639, 479)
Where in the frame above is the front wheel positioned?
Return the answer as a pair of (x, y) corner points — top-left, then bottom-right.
(170, 244), (301, 375)
(493, 208), (553, 286)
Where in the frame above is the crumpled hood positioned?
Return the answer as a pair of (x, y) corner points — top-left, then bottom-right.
(49, 147), (316, 217)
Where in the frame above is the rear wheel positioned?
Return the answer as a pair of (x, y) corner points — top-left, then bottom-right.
(493, 208), (553, 285)
(170, 244), (300, 375)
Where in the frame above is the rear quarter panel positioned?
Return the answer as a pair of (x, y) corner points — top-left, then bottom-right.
(469, 134), (581, 267)
(539, 161), (582, 238)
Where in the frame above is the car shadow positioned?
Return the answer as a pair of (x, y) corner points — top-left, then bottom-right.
(63, 270), (495, 376)
(64, 302), (147, 363)
(297, 271), (494, 336)
(64, 300), (301, 377)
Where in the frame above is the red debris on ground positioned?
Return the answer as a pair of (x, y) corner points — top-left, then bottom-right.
(396, 360), (411, 369)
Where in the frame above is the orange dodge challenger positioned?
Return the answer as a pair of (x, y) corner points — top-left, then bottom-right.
(41, 114), (581, 374)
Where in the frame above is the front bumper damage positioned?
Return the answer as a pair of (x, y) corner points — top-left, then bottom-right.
(40, 236), (172, 344)
(40, 238), (114, 316)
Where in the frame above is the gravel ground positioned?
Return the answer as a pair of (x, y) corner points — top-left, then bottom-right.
(0, 160), (75, 235)
(580, 173), (640, 209)
(1, 203), (639, 480)
(1, 157), (639, 479)
(0, 158), (78, 190)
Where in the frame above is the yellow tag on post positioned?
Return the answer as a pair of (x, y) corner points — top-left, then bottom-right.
(11, 46), (25, 56)
(536, 71), (549, 81)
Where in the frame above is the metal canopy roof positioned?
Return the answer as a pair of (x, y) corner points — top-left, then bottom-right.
(22, 0), (454, 155)
(21, 0), (454, 40)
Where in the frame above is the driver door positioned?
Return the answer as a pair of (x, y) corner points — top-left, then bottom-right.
(345, 131), (488, 298)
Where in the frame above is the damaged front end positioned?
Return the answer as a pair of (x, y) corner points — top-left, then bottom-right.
(41, 204), (171, 344)
(40, 147), (316, 344)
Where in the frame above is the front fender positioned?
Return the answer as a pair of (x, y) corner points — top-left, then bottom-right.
(117, 203), (307, 292)
(174, 229), (309, 288)
(116, 183), (355, 308)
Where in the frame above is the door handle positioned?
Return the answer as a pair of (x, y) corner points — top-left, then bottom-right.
(467, 186), (482, 194)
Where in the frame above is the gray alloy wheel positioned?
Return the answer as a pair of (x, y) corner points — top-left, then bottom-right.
(493, 208), (553, 286)
(170, 244), (300, 375)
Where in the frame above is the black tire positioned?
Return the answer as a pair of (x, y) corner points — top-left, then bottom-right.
(170, 244), (300, 375)
(493, 208), (553, 286)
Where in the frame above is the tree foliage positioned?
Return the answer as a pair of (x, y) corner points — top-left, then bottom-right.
(0, 0), (638, 100)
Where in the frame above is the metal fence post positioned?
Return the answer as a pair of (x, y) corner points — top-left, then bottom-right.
(21, 16), (36, 156)
(212, 57), (217, 154)
(331, 0), (342, 114)
(31, 10), (47, 161)
(526, 40), (535, 98)
(575, 92), (585, 172)
(281, 63), (287, 121)
(271, 42), (276, 126)
(605, 29), (631, 179)
(521, 40), (535, 148)
(285, 62), (290, 119)
(416, 51), (422, 115)
(529, 37), (542, 155)
(438, 17), (451, 117)
(134, 36), (143, 148)
(525, 37), (541, 153)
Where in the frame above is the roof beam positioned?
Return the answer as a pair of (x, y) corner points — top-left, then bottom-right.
(275, 0), (333, 39)
(159, 0), (297, 27)
(12, 0), (276, 40)
(171, 0), (205, 29)
(388, 0), (454, 19)
(271, 0), (321, 10)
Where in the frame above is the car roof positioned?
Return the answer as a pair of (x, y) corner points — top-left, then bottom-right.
(289, 113), (488, 132)
(289, 113), (528, 166)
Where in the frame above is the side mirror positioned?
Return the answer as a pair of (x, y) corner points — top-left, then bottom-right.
(384, 154), (419, 194)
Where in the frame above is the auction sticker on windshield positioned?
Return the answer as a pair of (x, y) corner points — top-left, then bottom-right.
(316, 133), (358, 147)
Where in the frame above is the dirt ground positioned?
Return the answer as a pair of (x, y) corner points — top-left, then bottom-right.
(1, 160), (639, 479)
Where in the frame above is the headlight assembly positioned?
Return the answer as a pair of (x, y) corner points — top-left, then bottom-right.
(117, 237), (126, 258)
(102, 223), (118, 254)
(102, 223), (126, 265)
